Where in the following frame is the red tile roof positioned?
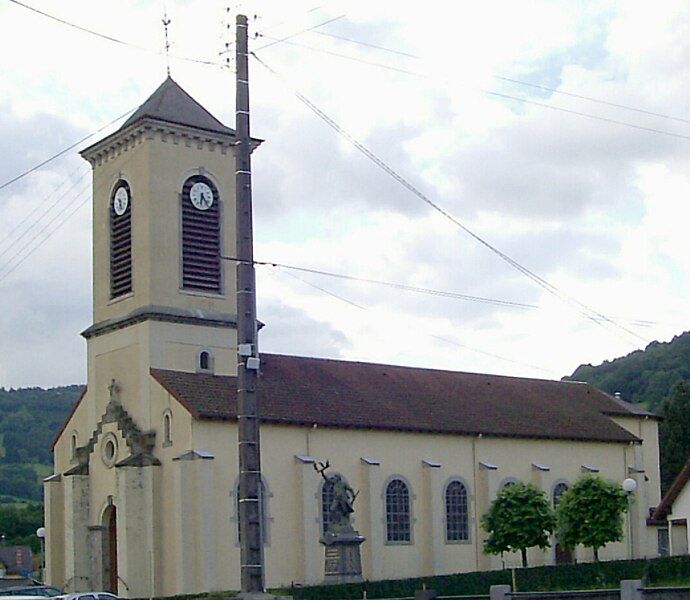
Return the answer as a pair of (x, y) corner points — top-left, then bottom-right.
(151, 354), (643, 443)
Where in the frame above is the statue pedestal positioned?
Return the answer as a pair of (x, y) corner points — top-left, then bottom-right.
(320, 531), (366, 584)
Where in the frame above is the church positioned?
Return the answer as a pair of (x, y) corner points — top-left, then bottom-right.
(45, 77), (664, 598)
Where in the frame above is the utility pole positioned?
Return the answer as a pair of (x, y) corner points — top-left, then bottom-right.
(235, 13), (265, 597)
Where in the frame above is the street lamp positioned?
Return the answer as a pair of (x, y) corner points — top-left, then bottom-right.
(622, 478), (637, 559)
(36, 527), (46, 582)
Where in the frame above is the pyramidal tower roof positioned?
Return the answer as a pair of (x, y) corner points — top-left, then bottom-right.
(120, 76), (235, 136)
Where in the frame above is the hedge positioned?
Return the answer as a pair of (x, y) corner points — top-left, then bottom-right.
(289, 555), (690, 600)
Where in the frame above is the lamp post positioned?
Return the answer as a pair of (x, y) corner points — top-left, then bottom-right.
(36, 527), (46, 582)
(622, 478), (637, 559)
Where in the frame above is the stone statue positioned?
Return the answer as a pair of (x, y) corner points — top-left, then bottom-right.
(314, 461), (359, 534)
(314, 460), (366, 584)
(108, 379), (120, 404)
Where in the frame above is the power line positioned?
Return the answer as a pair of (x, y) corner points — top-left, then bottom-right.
(7, 0), (135, 46)
(249, 53), (649, 346)
(0, 125), (147, 283)
(7, 0), (222, 66)
(309, 29), (419, 59)
(269, 265), (558, 376)
(0, 107), (134, 193)
(494, 76), (690, 126)
(301, 26), (690, 126)
(0, 193), (92, 283)
(254, 34), (423, 77)
(222, 254), (538, 309)
(0, 180), (92, 280)
(278, 268), (366, 309)
(0, 168), (91, 265)
(484, 90), (690, 143)
(252, 14), (346, 53)
(220, 255), (657, 327)
(254, 35), (690, 143)
(0, 162), (88, 252)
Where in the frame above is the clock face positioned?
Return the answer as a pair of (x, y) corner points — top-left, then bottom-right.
(190, 181), (214, 210)
(113, 186), (129, 216)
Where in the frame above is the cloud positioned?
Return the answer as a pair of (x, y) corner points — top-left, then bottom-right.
(0, 0), (688, 388)
(258, 298), (351, 358)
(0, 277), (89, 388)
(0, 99), (85, 195)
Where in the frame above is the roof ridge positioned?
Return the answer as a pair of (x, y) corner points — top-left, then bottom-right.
(258, 351), (575, 385)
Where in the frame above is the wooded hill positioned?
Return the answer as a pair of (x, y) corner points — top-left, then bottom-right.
(567, 331), (690, 413)
(0, 385), (82, 501)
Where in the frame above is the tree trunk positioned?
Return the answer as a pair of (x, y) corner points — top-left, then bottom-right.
(593, 547), (599, 562)
(521, 548), (528, 568)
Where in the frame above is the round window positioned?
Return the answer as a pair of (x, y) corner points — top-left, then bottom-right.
(101, 433), (118, 467)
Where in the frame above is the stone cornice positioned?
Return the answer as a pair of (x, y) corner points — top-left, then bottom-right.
(79, 117), (263, 167)
(81, 304), (239, 339)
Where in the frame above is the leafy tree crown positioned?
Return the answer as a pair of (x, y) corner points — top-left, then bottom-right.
(481, 482), (556, 565)
(556, 475), (629, 556)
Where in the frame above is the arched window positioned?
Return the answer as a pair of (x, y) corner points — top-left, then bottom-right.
(553, 482), (569, 508)
(385, 478), (411, 542)
(445, 480), (469, 542)
(501, 478), (519, 490)
(110, 180), (132, 298)
(181, 175), (221, 293)
(70, 433), (78, 462)
(197, 348), (214, 373)
(321, 477), (335, 535)
(236, 479), (268, 544)
(163, 412), (172, 446)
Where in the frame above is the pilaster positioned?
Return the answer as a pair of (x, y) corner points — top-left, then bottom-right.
(422, 460), (444, 575)
(116, 465), (157, 598)
(173, 457), (195, 594)
(88, 526), (107, 592)
(360, 456), (383, 581)
(44, 475), (65, 589)
(295, 455), (321, 584)
(63, 474), (90, 591)
(196, 455), (218, 590)
(475, 461), (499, 571)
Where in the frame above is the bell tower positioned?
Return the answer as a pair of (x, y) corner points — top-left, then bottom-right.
(79, 77), (253, 426)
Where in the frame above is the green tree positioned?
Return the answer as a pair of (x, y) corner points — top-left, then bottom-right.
(660, 380), (690, 493)
(0, 503), (43, 552)
(481, 482), (556, 567)
(556, 475), (629, 561)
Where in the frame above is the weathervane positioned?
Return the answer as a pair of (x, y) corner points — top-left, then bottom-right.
(162, 11), (172, 76)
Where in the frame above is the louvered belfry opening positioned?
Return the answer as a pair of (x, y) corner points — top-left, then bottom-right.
(110, 180), (132, 299)
(181, 175), (221, 293)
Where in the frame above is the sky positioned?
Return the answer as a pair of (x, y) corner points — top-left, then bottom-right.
(0, 0), (688, 388)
